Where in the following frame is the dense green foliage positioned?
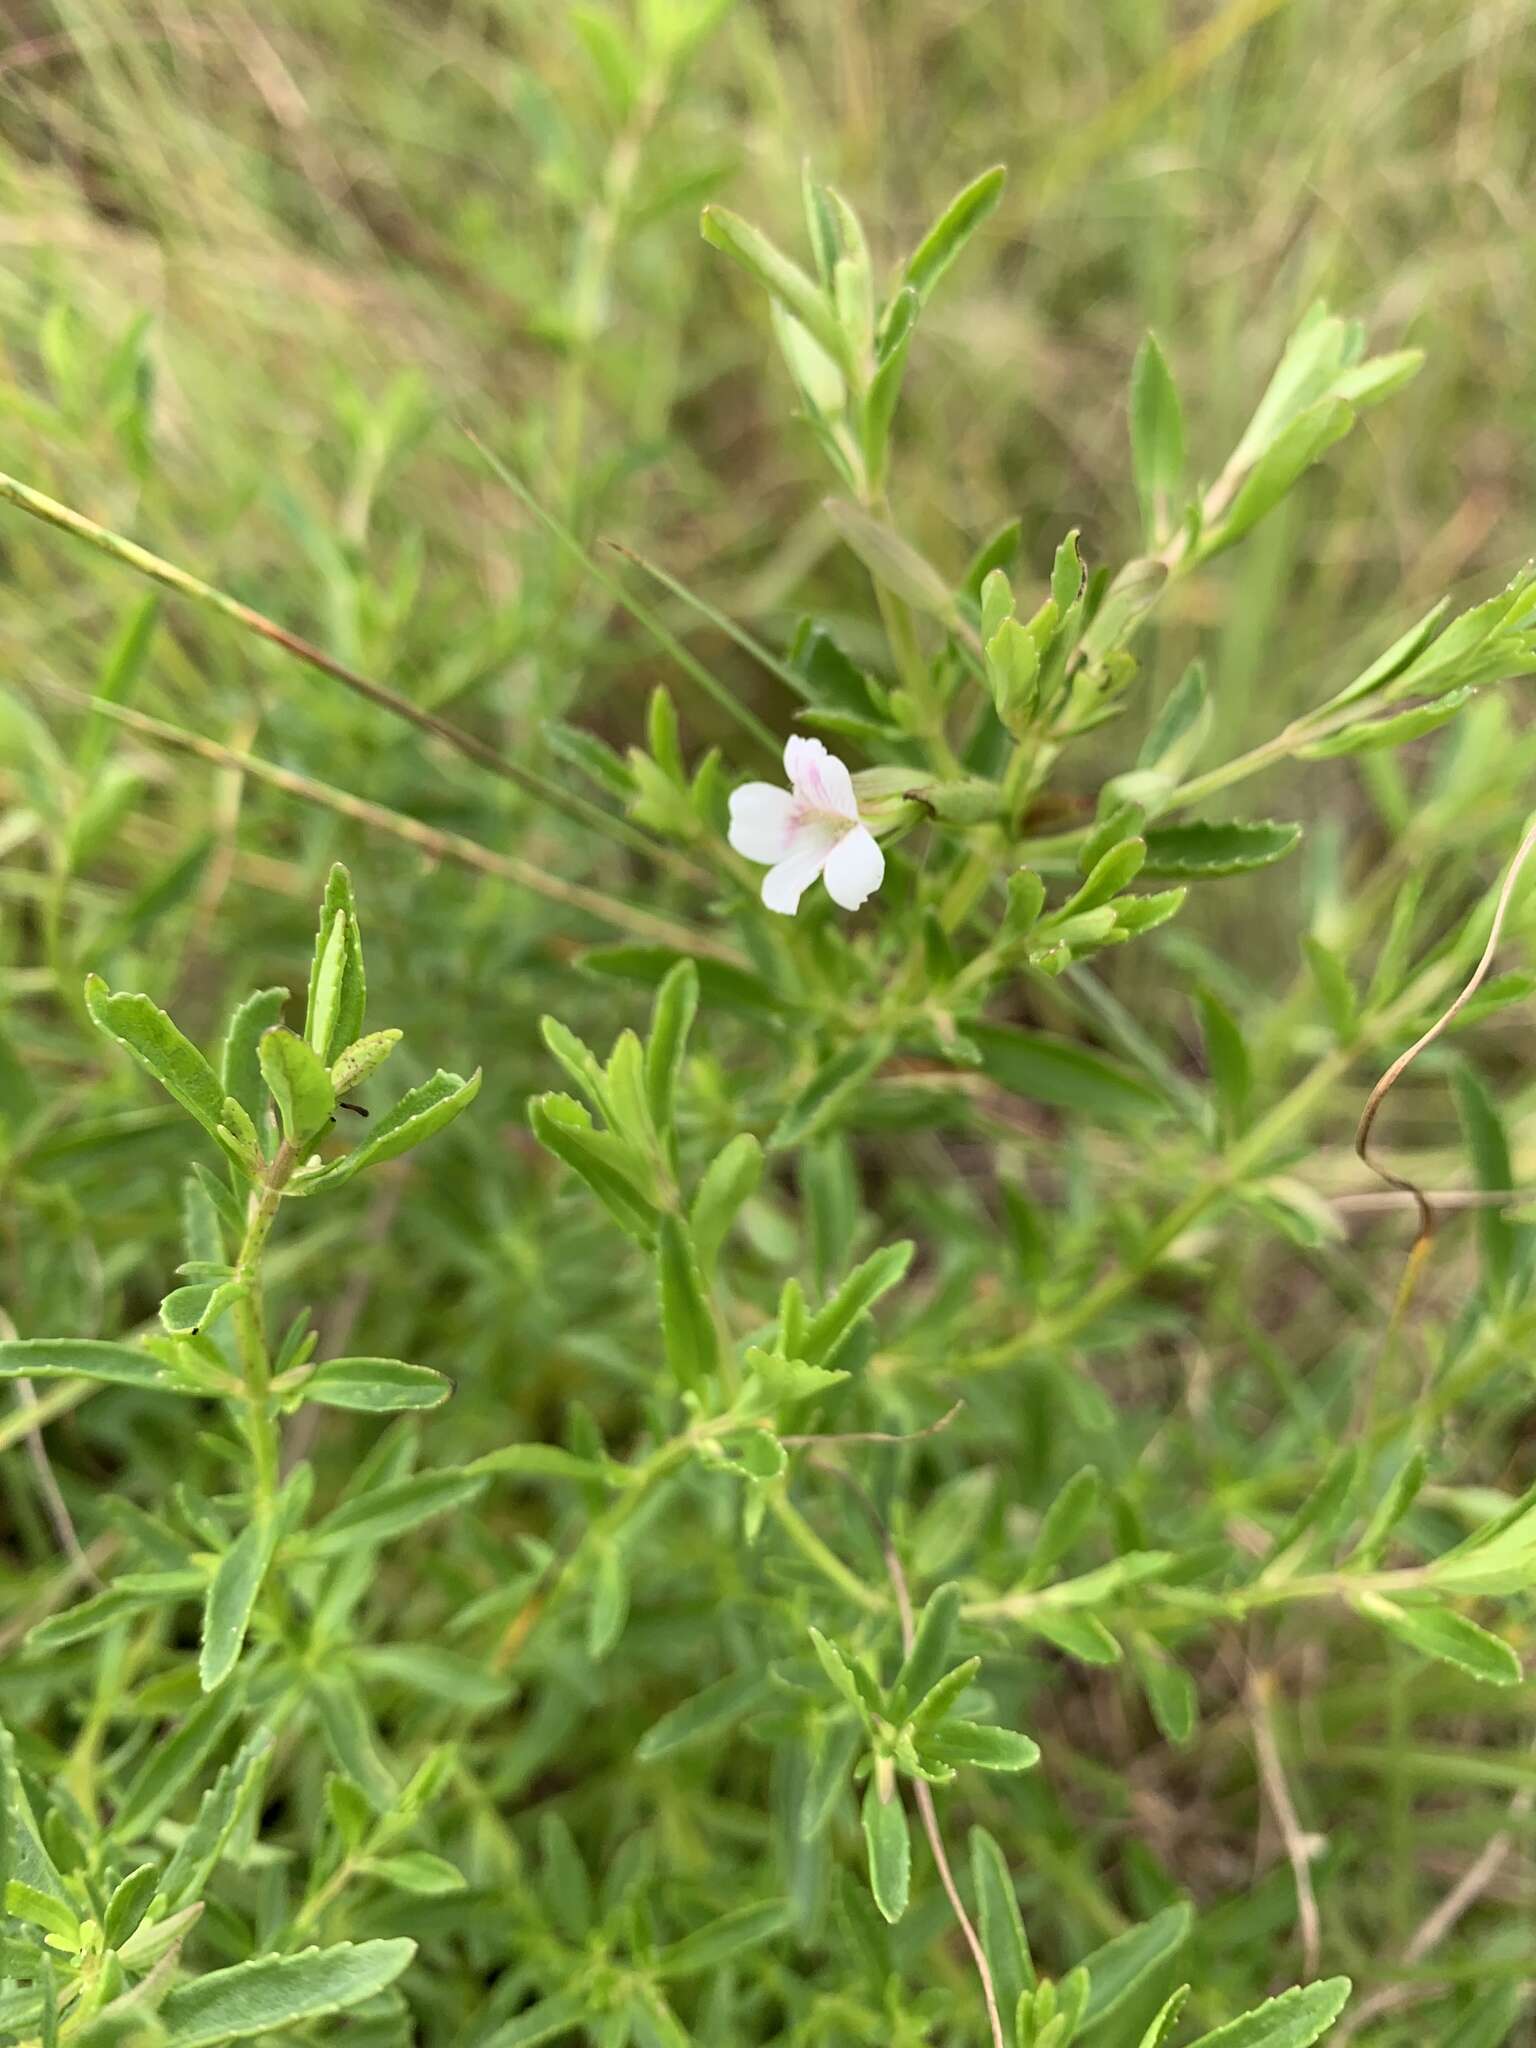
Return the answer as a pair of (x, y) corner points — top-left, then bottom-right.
(4, 4), (1536, 2045)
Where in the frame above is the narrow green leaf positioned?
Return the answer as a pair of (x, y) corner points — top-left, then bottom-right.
(85, 976), (226, 1140)
(972, 1025), (1167, 1120)
(824, 500), (951, 616)
(330, 1028), (403, 1095)
(158, 1939), (416, 2046)
(470, 1443), (613, 1484)
(1141, 820), (1302, 878)
(304, 864), (367, 1064)
(6, 1878), (78, 1944)
(1198, 989), (1252, 1140)
(690, 1133), (763, 1280)
(301, 1357), (452, 1412)
(808, 1628), (864, 1713)
(0, 1338), (211, 1397)
(1348, 1449), (1426, 1569)
(258, 1027), (336, 1148)
(1205, 398), (1355, 556)
(1131, 1638), (1197, 1745)
(220, 987), (288, 1130)
(637, 1672), (768, 1762)
(1139, 660), (1210, 778)
(483, 1992), (592, 2048)
(160, 1280), (243, 1337)
(307, 910), (349, 1062)
(860, 1778), (910, 1924)
(645, 961), (698, 1135)
(1300, 686), (1478, 757)
(0, 1720), (68, 1904)
(587, 1543), (630, 1661)
(1360, 1597), (1521, 1687)
(801, 1239), (912, 1367)
(920, 1721), (1040, 1773)
(366, 1850), (466, 1896)
(1435, 1984), (1528, 2048)
(770, 1035), (892, 1152)
(904, 165), (1006, 302)
(1182, 1978), (1351, 2048)
(295, 1069), (482, 1194)
(895, 1586), (964, 1718)
(114, 1691), (243, 1840)
(1453, 1064), (1517, 1303)
(700, 205), (851, 371)
(159, 1733), (273, 1910)
(656, 1215), (719, 1391)
(305, 1470), (488, 1559)
(102, 1863), (159, 1948)
(1079, 1904), (1193, 2035)
(969, 1828), (1035, 2022)
(528, 1092), (657, 1245)
(200, 1518), (278, 1692)
(653, 1901), (791, 1979)
(1140, 1989), (1193, 2048)
(1130, 333), (1185, 539)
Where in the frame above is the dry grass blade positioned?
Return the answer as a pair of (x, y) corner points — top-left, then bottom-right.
(24, 676), (746, 965)
(0, 467), (704, 885)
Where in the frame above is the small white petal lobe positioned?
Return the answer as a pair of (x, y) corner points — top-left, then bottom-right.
(760, 824), (839, 915)
(784, 735), (858, 821)
(727, 782), (798, 863)
(821, 824), (885, 911)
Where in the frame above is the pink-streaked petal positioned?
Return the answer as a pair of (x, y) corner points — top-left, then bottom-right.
(727, 782), (798, 864)
(821, 824), (885, 911)
(760, 827), (837, 916)
(784, 735), (858, 821)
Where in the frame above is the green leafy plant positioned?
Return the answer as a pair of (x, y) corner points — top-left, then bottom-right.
(5, 47), (1536, 2048)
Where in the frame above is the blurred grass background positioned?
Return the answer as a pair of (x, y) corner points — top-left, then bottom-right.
(5, 0), (1534, 1301)
(4, 0), (1536, 2021)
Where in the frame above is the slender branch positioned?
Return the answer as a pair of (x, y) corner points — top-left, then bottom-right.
(766, 1492), (889, 1615)
(232, 1142), (297, 1516)
(815, 1458), (1008, 2048)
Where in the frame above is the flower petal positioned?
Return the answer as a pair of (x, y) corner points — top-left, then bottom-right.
(821, 824), (885, 911)
(727, 782), (798, 864)
(760, 825), (838, 916)
(784, 735), (858, 821)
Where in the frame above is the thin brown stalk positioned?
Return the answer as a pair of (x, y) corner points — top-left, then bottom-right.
(0, 465), (705, 885)
(1334, 1779), (1532, 2042)
(1355, 814), (1536, 1247)
(1350, 818), (1536, 1437)
(781, 1401), (964, 1450)
(1247, 1668), (1323, 1978)
(0, 1307), (100, 1589)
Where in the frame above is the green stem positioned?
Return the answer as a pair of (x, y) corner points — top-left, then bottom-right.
(768, 1490), (889, 1614)
(232, 1143), (295, 1517)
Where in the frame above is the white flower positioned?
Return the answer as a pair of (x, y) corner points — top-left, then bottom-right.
(727, 736), (886, 916)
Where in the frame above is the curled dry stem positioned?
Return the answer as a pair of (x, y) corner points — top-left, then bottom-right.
(1355, 813), (1536, 1246)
